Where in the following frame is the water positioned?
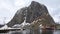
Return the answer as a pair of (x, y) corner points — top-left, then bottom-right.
(0, 30), (60, 34)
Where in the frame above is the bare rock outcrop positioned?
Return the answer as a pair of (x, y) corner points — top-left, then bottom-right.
(7, 1), (55, 27)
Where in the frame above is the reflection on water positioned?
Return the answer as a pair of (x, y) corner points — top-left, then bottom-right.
(53, 30), (60, 34)
(41, 29), (53, 34)
(0, 30), (60, 34)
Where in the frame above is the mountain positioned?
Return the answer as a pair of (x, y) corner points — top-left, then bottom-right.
(0, 25), (4, 28)
(7, 1), (55, 27)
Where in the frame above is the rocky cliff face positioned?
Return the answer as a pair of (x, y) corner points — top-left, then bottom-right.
(7, 1), (55, 27)
(26, 1), (48, 23)
(7, 7), (27, 27)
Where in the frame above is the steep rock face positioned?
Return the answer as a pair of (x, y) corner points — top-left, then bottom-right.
(7, 1), (55, 27)
(26, 1), (48, 23)
(7, 7), (27, 27)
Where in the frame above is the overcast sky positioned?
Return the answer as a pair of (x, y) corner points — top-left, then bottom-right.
(0, 0), (60, 24)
